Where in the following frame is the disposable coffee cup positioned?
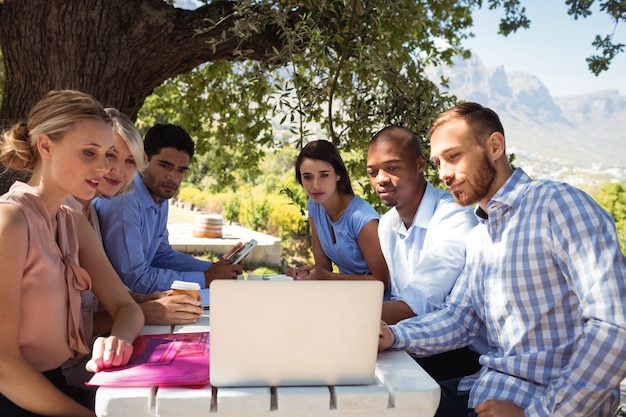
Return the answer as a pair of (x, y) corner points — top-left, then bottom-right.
(171, 280), (201, 299)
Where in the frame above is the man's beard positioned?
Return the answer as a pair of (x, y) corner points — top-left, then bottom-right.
(452, 153), (496, 207)
(155, 185), (176, 200)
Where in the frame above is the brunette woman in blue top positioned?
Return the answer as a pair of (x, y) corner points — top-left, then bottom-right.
(290, 140), (389, 289)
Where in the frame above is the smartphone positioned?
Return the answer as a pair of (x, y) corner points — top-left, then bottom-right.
(227, 239), (258, 264)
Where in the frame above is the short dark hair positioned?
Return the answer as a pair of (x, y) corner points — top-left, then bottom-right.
(144, 123), (195, 159)
(295, 140), (354, 195)
(369, 125), (424, 161)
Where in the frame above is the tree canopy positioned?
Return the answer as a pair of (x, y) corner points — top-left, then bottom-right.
(0, 0), (622, 193)
(135, 0), (476, 189)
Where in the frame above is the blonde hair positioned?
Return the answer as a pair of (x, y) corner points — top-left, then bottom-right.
(104, 108), (145, 195)
(0, 90), (110, 171)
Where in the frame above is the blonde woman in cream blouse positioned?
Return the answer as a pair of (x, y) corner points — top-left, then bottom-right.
(0, 90), (144, 417)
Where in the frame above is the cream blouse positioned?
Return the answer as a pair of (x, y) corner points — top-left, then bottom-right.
(1, 182), (91, 371)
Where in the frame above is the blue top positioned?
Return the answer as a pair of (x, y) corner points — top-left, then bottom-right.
(307, 196), (379, 275)
(93, 173), (212, 293)
(391, 169), (626, 416)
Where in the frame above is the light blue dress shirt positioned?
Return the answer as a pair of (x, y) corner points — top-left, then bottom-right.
(307, 196), (379, 275)
(391, 169), (626, 416)
(378, 182), (477, 315)
(93, 174), (212, 293)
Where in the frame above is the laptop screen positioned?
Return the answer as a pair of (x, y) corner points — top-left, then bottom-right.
(209, 280), (384, 387)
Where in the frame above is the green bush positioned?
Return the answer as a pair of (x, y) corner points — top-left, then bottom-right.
(594, 183), (626, 254)
(220, 186), (311, 264)
(206, 192), (234, 217)
(238, 191), (271, 232)
(177, 185), (209, 211)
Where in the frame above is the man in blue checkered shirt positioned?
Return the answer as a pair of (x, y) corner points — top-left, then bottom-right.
(379, 102), (626, 417)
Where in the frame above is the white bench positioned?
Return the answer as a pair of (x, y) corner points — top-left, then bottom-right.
(95, 317), (440, 417)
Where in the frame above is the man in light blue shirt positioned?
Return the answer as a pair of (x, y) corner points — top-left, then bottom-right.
(94, 124), (242, 294)
(367, 126), (484, 382)
(379, 103), (626, 417)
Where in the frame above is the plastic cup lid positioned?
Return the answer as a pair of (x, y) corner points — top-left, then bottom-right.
(171, 280), (201, 290)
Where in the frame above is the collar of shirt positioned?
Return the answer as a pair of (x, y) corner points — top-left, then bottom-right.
(393, 182), (438, 237)
(474, 168), (530, 223)
(134, 173), (167, 211)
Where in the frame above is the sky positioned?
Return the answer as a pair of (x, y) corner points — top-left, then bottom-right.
(176, 0), (624, 96)
(463, 0), (626, 96)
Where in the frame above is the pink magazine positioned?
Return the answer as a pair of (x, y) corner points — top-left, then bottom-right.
(87, 332), (209, 387)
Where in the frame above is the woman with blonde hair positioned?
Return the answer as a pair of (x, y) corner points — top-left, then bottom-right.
(0, 90), (144, 416)
(64, 108), (145, 244)
(62, 108), (202, 387)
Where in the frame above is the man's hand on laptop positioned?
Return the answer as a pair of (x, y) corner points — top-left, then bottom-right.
(378, 321), (395, 351)
(204, 258), (243, 285)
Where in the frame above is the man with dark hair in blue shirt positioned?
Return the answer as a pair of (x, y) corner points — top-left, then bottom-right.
(95, 123), (242, 294)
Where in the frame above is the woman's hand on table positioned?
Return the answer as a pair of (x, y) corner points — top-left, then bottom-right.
(86, 335), (133, 372)
(287, 265), (320, 280)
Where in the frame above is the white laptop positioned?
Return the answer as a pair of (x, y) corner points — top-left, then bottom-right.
(209, 280), (384, 387)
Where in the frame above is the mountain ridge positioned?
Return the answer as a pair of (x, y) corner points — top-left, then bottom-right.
(426, 55), (626, 183)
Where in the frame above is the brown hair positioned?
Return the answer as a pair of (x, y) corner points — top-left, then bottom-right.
(295, 140), (354, 195)
(428, 102), (504, 145)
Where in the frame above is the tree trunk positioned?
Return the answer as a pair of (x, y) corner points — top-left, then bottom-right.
(0, 0), (282, 193)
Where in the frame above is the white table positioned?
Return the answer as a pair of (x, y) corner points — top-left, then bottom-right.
(95, 313), (440, 417)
